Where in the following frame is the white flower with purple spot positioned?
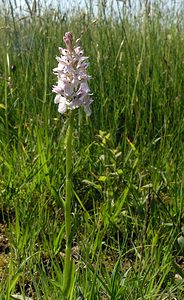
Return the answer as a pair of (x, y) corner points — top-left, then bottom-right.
(52, 32), (93, 116)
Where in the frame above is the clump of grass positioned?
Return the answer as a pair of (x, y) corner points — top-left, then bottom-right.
(0, 0), (184, 299)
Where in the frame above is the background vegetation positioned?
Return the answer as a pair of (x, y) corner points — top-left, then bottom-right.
(0, 0), (184, 299)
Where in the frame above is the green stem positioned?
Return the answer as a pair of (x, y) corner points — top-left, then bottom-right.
(63, 110), (74, 298)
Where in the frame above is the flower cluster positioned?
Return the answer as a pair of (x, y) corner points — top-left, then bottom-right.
(52, 32), (93, 116)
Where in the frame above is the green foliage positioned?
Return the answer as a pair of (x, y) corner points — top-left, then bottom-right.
(0, 0), (184, 299)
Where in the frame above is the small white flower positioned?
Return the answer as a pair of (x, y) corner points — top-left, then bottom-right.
(54, 95), (69, 114)
(58, 101), (67, 114)
(52, 32), (93, 116)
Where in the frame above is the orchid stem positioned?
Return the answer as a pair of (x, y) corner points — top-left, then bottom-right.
(63, 110), (74, 298)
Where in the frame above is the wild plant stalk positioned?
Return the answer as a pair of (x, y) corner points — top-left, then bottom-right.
(52, 32), (93, 297)
(63, 109), (74, 297)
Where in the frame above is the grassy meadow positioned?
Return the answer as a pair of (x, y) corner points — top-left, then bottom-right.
(0, 0), (184, 299)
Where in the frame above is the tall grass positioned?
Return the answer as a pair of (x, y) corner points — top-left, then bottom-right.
(0, 0), (184, 299)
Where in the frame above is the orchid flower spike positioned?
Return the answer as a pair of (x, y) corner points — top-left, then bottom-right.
(52, 32), (93, 116)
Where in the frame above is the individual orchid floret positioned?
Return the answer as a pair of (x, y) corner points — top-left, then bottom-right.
(52, 32), (93, 116)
